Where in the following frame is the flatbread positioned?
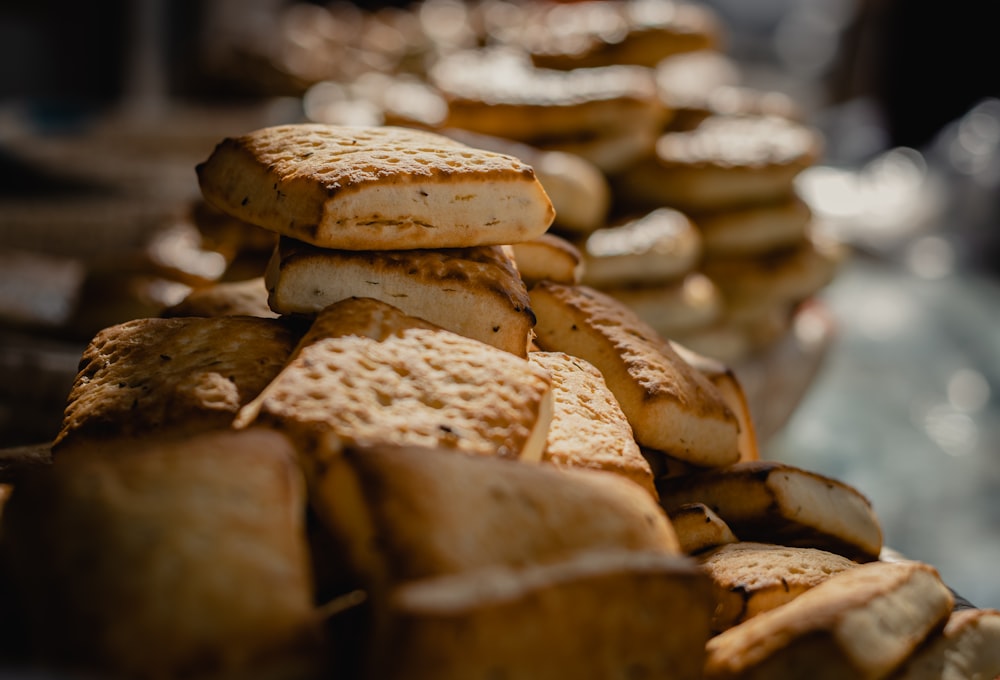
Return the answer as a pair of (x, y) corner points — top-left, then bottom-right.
(580, 208), (702, 288)
(529, 350), (655, 498)
(265, 237), (535, 356)
(614, 114), (823, 213)
(430, 47), (667, 144)
(666, 502), (738, 555)
(162, 276), (277, 319)
(375, 550), (713, 680)
(529, 282), (740, 466)
(508, 234), (583, 287)
(234, 297), (553, 461)
(656, 460), (884, 562)
(1, 427), (322, 678)
(703, 560), (954, 680)
(697, 541), (858, 632)
(197, 124), (555, 250)
(54, 316), (300, 451)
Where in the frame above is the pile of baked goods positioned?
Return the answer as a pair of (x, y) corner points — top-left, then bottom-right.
(263, 0), (841, 367)
(1, 122), (997, 680)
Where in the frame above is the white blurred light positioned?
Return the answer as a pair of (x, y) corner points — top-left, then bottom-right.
(905, 235), (955, 280)
(947, 369), (991, 413)
(923, 404), (978, 457)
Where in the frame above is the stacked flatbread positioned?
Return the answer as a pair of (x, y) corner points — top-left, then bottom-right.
(2, 120), (995, 680)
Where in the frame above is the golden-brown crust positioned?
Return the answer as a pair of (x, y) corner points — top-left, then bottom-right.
(529, 350), (655, 498)
(1, 427), (323, 678)
(266, 238), (535, 356)
(529, 281), (740, 465)
(235, 297), (553, 461)
(54, 316), (300, 451)
(196, 124), (554, 250)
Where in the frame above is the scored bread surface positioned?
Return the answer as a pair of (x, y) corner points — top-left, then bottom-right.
(235, 297), (553, 461)
(266, 238), (534, 356)
(196, 124), (555, 250)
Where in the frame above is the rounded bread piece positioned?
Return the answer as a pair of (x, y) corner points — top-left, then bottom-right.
(614, 114), (823, 213)
(580, 208), (703, 288)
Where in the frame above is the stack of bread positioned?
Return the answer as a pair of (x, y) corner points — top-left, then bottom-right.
(274, 0), (841, 371)
(1, 123), (997, 680)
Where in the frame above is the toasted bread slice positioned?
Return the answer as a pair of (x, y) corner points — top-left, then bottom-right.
(529, 350), (655, 498)
(703, 560), (954, 680)
(894, 608), (1000, 680)
(667, 502), (738, 555)
(235, 297), (553, 461)
(54, 316), (301, 451)
(196, 124), (554, 250)
(374, 550), (713, 680)
(508, 233), (583, 287)
(698, 541), (858, 633)
(529, 281), (740, 466)
(656, 460), (884, 562)
(162, 276), (277, 319)
(303, 443), (680, 607)
(580, 208), (702, 288)
(0, 428), (322, 679)
(265, 238), (535, 356)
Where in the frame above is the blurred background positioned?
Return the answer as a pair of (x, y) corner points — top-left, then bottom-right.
(1, 0), (998, 610)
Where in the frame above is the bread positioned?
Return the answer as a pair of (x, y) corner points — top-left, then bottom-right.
(598, 272), (724, 338)
(430, 47), (667, 146)
(516, 0), (723, 69)
(703, 560), (954, 680)
(54, 315), (301, 451)
(196, 124), (555, 250)
(528, 350), (655, 498)
(655, 50), (801, 131)
(695, 194), (814, 257)
(529, 281), (740, 466)
(666, 502), (738, 555)
(613, 114), (823, 213)
(439, 128), (611, 234)
(579, 207), (703, 288)
(162, 276), (277, 318)
(264, 237), (535, 356)
(702, 231), (845, 315)
(893, 608), (1000, 680)
(697, 541), (858, 632)
(1, 428), (323, 679)
(508, 233), (583, 287)
(657, 460), (884, 562)
(670, 340), (759, 462)
(234, 297), (553, 461)
(375, 550), (713, 680)
(302, 443), (680, 622)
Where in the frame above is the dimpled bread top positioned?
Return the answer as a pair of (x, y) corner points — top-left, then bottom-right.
(54, 316), (299, 450)
(196, 124), (555, 250)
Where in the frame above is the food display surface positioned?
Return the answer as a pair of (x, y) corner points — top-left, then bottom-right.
(1, 0), (999, 677)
